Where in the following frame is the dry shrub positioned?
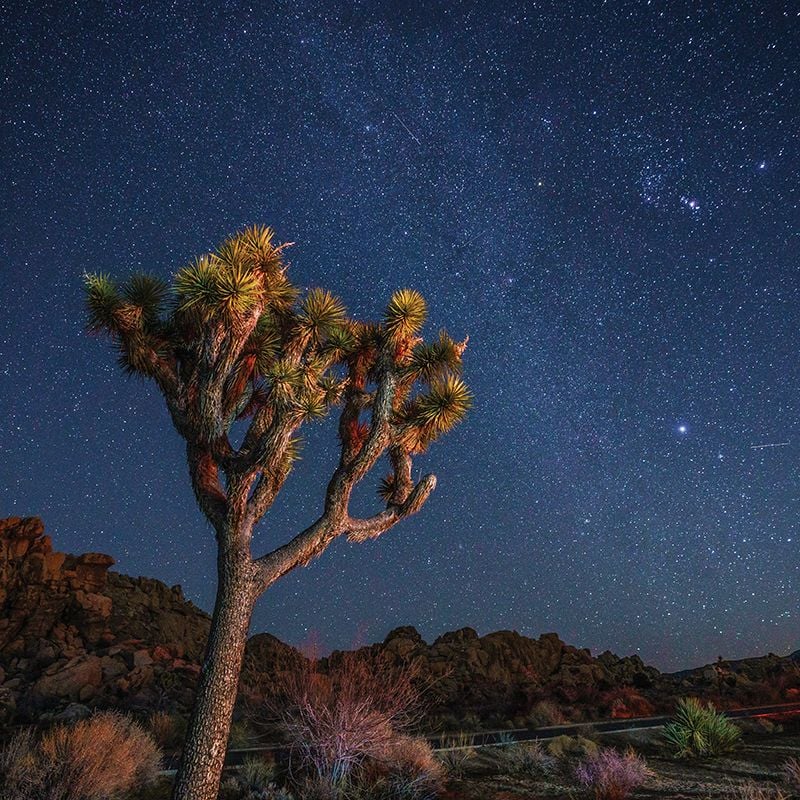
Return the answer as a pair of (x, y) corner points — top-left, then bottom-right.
(436, 731), (477, 778)
(220, 773), (295, 800)
(490, 740), (557, 777)
(0, 728), (40, 800)
(528, 699), (567, 727)
(737, 717), (783, 736)
(147, 710), (187, 750)
(239, 755), (278, 790)
(600, 687), (656, 720)
(229, 719), (257, 748)
(364, 733), (443, 791)
(724, 781), (788, 800)
(0, 711), (162, 800)
(783, 758), (800, 793)
(264, 650), (435, 795)
(547, 734), (599, 760)
(379, 734), (442, 778)
(575, 747), (653, 800)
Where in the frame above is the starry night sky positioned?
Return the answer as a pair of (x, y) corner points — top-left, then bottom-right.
(2, 2), (798, 671)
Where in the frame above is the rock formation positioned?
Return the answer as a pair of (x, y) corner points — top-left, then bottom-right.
(0, 516), (209, 723)
(1, 516), (798, 728)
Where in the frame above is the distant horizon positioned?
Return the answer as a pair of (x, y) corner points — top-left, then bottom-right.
(250, 619), (799, 677)
(8, 510), (796, 676)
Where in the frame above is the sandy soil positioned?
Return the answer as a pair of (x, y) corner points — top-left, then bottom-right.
(444, 725), (800, 799)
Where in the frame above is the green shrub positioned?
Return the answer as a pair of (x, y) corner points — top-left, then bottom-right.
(663, 697), (741, 758)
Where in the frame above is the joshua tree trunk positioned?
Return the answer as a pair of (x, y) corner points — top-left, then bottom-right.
(172, 547), (256, 800)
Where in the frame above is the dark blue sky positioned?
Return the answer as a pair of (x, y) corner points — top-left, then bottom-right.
(2, 1), (798, 671)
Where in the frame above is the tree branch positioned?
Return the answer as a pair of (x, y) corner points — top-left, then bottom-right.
(253, 517), (332, 589)
(388, 446), (414, 504)
(345, 474), (437, 542)
(244, 421), (298, 527)
(251, 472), (436, 593)
(187, 442), (229, 530)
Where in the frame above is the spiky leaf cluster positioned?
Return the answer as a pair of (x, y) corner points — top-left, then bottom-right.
(397, 376), (472, 454)
(84, 225), (470, 497)
(378, 473), (397, 502)
(406, 330), (467, 382)
(385, 288), (427, 339)
(663, 698), (741, 758)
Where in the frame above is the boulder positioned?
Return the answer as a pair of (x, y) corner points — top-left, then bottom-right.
(33, 655), (103, 701)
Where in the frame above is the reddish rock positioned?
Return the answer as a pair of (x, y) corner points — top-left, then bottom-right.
(75, 553), (115, 591)
(33, 655), (102, 701)
(133, 649), (154, 668)
(152, 645), (172, 661)
(0, 516), (211, 722)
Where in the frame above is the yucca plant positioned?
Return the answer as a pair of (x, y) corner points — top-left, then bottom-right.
(83, 225), (470, 800)
(663, 697), (741, 758)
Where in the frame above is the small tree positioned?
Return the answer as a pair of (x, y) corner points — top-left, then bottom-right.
(83, 225), (470, 800)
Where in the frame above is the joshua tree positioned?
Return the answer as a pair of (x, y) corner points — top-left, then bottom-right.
(83, 225), (470, 800)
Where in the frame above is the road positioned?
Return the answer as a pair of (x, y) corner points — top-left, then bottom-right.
(160, 700), (800, 771)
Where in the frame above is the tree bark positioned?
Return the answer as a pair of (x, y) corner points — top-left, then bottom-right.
(172, 552), (256, 800)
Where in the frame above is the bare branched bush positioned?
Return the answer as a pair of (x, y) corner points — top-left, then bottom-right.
(575, 747), (653, 800)
(263, 650), (435, 796)
(0, 711), (161, 800)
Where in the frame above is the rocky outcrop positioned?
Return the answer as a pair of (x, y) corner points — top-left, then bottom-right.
(320, 626), (800, 725)
(0, 516), (210, 723)
(2, 516), (798, 727)
(323, 626), (663, 725)
(241, 633), (307, 701)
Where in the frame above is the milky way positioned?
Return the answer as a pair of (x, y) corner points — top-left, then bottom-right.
(1, 2), (798, 670)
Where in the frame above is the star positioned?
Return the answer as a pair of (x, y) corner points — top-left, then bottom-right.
(2, 0), (796, 673)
